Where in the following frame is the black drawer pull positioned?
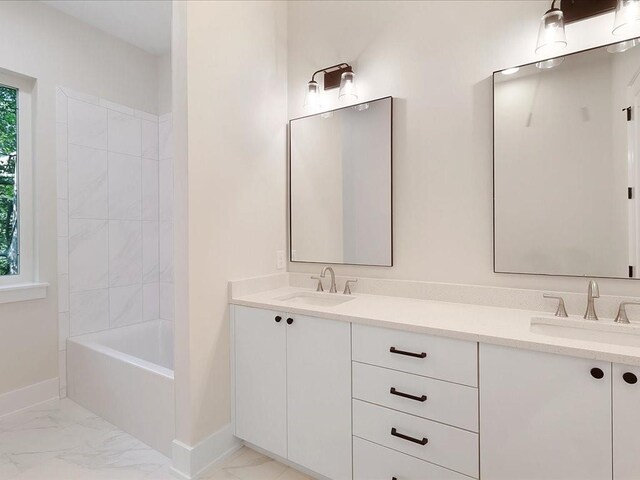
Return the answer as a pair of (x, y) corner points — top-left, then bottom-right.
(390, 347), (426, 358)
(391, 427), (428, 445)
(390, 387), (427, 402)
(286, 317), (294, 325)
(274, 316), (282, 323)
(591, 367), (604, 379)
(623, 372), (638, 384)
(392, 478), (397, 480)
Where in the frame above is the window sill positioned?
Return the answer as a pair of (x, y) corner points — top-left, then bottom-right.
(0, 283), (49, 305)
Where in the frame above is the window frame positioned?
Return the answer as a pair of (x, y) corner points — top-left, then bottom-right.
(0, 71), (35, 288)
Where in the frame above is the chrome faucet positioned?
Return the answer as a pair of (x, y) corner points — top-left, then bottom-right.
(320, 266), (337, 293)
(583, 280), (600, 321)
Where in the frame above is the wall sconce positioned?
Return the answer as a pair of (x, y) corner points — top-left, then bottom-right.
(535, 1), (567, 55)
(304, 63), (358, 110)
(613, 0), (640, 36)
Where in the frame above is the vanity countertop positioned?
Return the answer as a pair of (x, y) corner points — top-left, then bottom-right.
(231, 286), (640, 366)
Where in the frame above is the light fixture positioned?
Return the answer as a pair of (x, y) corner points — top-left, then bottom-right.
(613, 0), (640, 36)
(608, 38), (640, 52)
(535, 1), (567, 56)
(536, 57), (565, 69)
(501, 67), (520, 76)
(338, 71), (358, 101)
(304, 63), (357, 109)
(304, 80), (321, 110)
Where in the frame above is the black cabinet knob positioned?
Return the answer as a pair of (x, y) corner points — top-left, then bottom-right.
(591, 367), (605, 379)
(623, 372), (638, 384)
(286, 317), (294, 325)
(274, 316), (282, 323)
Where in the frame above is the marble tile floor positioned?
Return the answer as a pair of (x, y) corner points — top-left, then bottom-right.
(0, 399), (312, 480)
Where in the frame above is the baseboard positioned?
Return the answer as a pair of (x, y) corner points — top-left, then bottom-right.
(170, 423), (242, 479)
(0, 378), (59, 418)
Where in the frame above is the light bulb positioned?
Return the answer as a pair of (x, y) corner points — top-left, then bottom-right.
(613, 0), (640, 36)
(608, 38), (640, 52)
(536, 57), (564, 69)
(535, 7), (567, 56)
(304, 80), (321, 110)
(338, 71), (358, 102)
(501, 67), (520, 76)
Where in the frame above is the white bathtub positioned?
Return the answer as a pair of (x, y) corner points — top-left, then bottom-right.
(67, 320), (174, 456)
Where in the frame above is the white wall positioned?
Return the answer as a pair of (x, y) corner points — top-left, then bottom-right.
(173, 0), (287, 446)
(0, 0), (161, 398)
(287, 1), (640, 297)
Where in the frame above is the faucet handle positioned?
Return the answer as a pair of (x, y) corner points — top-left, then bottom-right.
(343, 279), (358, 295)
(615, 302), (640, 324)
(543, 294), (568, 317)
(311, 276), (324, 292)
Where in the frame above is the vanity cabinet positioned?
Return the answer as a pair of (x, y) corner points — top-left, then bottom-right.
(233, 305), (352, 480)
(480, 344), (613, 480)
(613, 364), (640, 480)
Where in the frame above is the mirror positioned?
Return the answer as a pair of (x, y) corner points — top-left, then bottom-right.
(494, 39), (640, 279)
(289, 96), (392, 266)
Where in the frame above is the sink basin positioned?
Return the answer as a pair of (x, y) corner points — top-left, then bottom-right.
(276, 292), (355, 307)
(530, 316), (640, 347)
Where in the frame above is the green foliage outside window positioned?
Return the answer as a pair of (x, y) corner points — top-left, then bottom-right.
(0, 85), (18, 275)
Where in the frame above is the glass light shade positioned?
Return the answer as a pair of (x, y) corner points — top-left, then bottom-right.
(338, 71), (358, 101)
(613, 0), (640, 36)
(536, 57), (564, 69)
(304, 80), (321, 109)
(535, 8), (567, 56)
(501, 67), (520, 75)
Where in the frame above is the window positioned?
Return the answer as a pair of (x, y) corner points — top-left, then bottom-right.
(0, 84), (18, 276)
(0, 70), (38, 296)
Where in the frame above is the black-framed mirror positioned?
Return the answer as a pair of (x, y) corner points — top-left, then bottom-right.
(289, 96), (392, 266)
(494, 38), (640, 279)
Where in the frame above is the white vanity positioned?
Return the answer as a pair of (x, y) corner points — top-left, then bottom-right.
(230, 287), (640, 480)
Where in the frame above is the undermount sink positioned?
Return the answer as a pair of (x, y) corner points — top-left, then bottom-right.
(530, 316), (640, 348)
(276, 292), (355, 307)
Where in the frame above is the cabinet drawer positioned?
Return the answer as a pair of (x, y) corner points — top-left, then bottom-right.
(352, 324), (478, 387)
(353, 436), (470, 480)
(353, 362), (478, 432)
(353, 399), (478, 478)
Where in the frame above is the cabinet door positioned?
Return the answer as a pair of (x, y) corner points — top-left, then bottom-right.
(613, 363), (640, 480)
(234, 306), (287, 458)
(286, 314), (352, 480)
(480, 344), (611, 480)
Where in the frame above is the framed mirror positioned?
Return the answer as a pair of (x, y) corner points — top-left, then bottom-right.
(289, 96), (392, 266)
(494, 38), (640, 279)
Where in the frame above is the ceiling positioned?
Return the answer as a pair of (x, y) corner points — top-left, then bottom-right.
(42, 0), (171, 55)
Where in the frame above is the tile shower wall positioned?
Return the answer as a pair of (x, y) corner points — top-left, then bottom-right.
(56, 87), (173, 397)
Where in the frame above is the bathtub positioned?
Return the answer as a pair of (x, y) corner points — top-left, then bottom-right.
(67, 320), (174, 457)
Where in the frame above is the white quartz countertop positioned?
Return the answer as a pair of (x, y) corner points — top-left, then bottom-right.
(231, 286), (640, 366)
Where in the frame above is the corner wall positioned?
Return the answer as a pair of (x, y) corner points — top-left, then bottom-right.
(173, 0), (287, 448)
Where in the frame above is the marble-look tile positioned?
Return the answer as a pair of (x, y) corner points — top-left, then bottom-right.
(57, 236), (68, 275)
(58, 273), (69, 313)
(100, 98), (135, 116)
(158, 116), (172, 161)
(142, 283), (159, 322)
(56, 88), (68, 124)
(108, 110), (141, 157)
(158, 157), (173, 222)
(108, 152), (142, 221)
(58, 312), (69, 351)
(108, 221), (142, 287)
(68, 98), (107, 150)
(68, 144), (108, 219)
(199, 447), (310, 480)
(56, 122), (68, 163)
(70, 288), (109, 335)
(142, 159), (159, 221)
(141, 120), (159, 160)
(0, 399), (171, 480)
(142, 221), (159, 284)
(61, 87), (100, 105)
(56, 159), (68, 201)
(159, 221), (173, 284)
(69, 219), (109, 292)
(58, 351), (67, 394)
(109, 285), (143, 328)
(159, 283), (174, 322)
(57, 199), (68, 237)
(135, 109), (158, 123)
